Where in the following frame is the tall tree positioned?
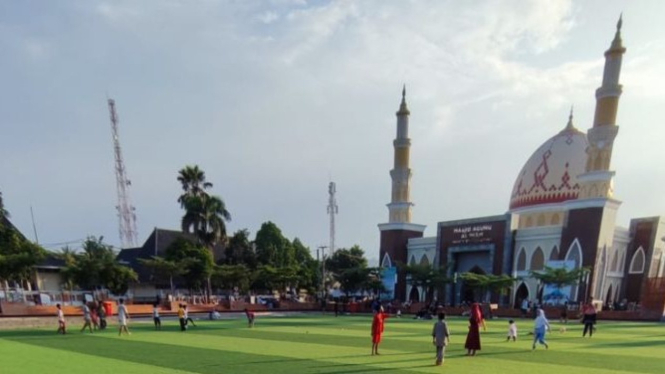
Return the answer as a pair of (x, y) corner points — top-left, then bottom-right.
(254, 222), (295, 268)
(139, 256), (186, 295)
(402, 264), (451, 302)
(0, 210), (46, 288)
(177, 165), (213, 207)
(326, 245), (368, 276)
(63, 237), (137, 294)
(178, 165), (231, 301)
(165, 238), (215, 292)
(224, 229), (257, 267)
(0, 191), (8, 220)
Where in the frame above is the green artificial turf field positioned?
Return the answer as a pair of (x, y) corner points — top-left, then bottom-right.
(0, 314), (662, 374)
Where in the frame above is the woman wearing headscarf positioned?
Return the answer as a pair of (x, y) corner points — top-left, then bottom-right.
(464, 303), (482, 356)
(532, 308), (550, 350)
(582, 302), (597, 337)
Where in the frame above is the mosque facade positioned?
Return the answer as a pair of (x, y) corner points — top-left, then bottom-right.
(378, 18), (665, 311)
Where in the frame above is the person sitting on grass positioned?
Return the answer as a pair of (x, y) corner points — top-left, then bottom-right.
(245, 308), (255, 328)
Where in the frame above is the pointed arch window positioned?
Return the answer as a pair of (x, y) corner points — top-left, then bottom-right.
(531, 247), (545, 271)
(420, 255), (430, 266)
(629, 247), (645, 274)
(565, 240), (583, 269)
(516, 248), (527, 271)
(549, 246), (559, 261)
(381, 254), (392, 268)
(610, 250), (619, 272)
(409, 255), (416, 266)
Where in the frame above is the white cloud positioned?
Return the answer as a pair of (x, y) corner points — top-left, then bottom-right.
(256, 10), (280, 24)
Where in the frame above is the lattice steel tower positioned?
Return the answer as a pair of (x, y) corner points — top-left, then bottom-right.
(327, 182), (338, 254)
(107, 98), (139, 248)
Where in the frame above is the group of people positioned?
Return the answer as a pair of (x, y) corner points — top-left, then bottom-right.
(56, 298), (128, 336)
(370, 301), (600, 366)
(59, 300), (258, 336)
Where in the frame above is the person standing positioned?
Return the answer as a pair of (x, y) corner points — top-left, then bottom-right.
(464, 303), (482, 356)
(184, 304), (197, 327)
(520, 299), (529, 318)
(245, 308), (255, 328)
(371, 306), (389, 356)
(80, 303), (93, 333)
(582, 302), (597, 337)
(178, 304), (186, 331)
(431, 312), (450, 366)
(97, 302), (107, 330)
(152, 303), (161, 330)
(506, 320), (517, 342)
(56, 304), (66, 334)
(532, 309), (550, 350)
(117, 299), (130, 336)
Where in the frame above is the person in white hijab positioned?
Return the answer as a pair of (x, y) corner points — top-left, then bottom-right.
(532, 308), (550, 350)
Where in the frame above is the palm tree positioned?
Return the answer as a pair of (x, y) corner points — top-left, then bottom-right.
(180, 183), (231, 302)
(177, 165), (213, 207)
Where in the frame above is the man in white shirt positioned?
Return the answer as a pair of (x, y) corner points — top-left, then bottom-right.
(117, 298), (130, 336)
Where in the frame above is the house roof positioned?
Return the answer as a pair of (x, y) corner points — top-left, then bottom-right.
(116, 228), (225, 285)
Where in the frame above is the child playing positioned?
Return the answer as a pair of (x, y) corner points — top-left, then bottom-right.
(431, 312), (450, 366)
(245, 308), (255, 328)
(117, 298), (130, 336)
(506, 320), (517, 341)
(56, 304), (66, 334)
(153, 303), (161, 330)
(178, 304), (186, 331)
(533, 309), (550, 350)
(80, 303), (93, 333)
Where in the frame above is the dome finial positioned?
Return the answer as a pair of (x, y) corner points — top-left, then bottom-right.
(397, 84), (410, 115)
(564, 105), (575, 131)
(610, 13), (624, 50)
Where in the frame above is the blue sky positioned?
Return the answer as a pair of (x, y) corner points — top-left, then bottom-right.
(1, 0), (664, 263)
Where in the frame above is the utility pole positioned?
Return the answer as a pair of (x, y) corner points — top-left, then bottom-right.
(107, 98), (139, 248)
(318, 245), (328, 297)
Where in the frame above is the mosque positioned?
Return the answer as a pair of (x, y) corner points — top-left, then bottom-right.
(378, 18), (665, 312)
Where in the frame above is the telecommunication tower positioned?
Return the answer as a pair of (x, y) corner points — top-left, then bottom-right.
(327, 182), (338, 254)
(107, 98), (139, 248)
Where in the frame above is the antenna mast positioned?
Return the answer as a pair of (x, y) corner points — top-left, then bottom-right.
(327, 182), (338, 254)
(107, 98), (138, 248)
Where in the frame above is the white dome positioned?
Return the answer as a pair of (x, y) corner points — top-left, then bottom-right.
(509, 118), (588, 210)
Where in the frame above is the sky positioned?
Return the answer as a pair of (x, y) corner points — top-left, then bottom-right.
(1, 0), (664, 264)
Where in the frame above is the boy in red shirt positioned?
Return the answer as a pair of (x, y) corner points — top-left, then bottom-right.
(371, 306), (389, 355)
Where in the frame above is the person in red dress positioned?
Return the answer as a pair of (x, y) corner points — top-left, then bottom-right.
(464, 303), (482, 356)
(371, 305), (389, 355)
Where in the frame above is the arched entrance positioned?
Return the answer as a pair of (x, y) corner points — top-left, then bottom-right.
(461, 266), (485, 304)
(514, 282), (529, 309)
(409, 286), (420, 302)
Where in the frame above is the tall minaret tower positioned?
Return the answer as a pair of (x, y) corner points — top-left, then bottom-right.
(388, 85), (414, 223)
(378, 86), (426, 302)
(579, 15), (626, 199)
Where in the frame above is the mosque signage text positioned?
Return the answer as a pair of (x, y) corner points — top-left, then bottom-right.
(449, 224), (495, 244)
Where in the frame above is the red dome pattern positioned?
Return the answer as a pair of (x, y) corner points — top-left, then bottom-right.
(509, 125), (588, 210)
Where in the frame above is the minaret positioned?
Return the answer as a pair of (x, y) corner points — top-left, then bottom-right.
(378, 86), (426, 302)
(388, 85), (414, 222)
(579, 15), (626, 199)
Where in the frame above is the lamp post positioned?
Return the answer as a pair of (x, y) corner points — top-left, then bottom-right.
(453, 272), (459, 307)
